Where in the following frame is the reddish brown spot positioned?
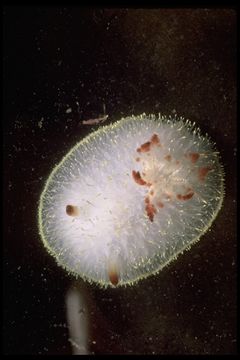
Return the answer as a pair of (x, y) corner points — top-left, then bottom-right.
(66, 205), (80, 216)
(132, 170), (147, 185)
(150, 190), (154, 196)
(145, 196), (150, 204)
(164, 154), (172, 161)
(145, 203), (157, 222)
(109, 270), (119, 286)
(151, 133), (160, 145)
(137, 133), (161, 153)
(137, 141), (151, 153)
(189, 152), (200, 163)
(176, 160), (180, 165)
(135, 157), (140, 162)
(198, 167), (212, 182)
(182, 192), (194, 200)
(157, 201), (164, 208)
(177, 192), (194, 200)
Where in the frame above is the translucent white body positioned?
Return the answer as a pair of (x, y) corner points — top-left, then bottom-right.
(38, 114), (224, 287)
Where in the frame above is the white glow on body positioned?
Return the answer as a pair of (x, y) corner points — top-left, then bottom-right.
(38, 114), (224, 287)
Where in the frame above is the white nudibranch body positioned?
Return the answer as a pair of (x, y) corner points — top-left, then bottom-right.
(38, 114), (224, 287)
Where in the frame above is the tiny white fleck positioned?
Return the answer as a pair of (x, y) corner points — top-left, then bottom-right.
(38, 117), (44, 128)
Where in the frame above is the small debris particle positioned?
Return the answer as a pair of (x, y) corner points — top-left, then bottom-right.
(38, 117), (44, 128)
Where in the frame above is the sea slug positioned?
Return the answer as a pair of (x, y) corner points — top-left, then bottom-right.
(38, 114), (224, 287)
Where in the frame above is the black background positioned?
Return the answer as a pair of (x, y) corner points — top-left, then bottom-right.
(3, 7), (237, 354)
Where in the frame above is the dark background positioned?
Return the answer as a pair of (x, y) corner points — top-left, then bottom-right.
(3, 7), (237, 355)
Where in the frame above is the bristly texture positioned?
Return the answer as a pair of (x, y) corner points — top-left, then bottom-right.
(38, 114), (225, 288)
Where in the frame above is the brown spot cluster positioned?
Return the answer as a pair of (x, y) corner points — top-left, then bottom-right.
(132, 135), (213, 222)
(136, 133), (161, 153)
(184, 152), (213, 183)
(176, 162), (213, 200)
(132, 133), (163, 222)
(144, 194), (165, 222)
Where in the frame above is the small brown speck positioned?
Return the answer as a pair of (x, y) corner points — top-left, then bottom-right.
(66, 205), (80, 216)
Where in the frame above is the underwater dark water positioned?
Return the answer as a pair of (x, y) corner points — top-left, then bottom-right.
(3, 7), (237, 354)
